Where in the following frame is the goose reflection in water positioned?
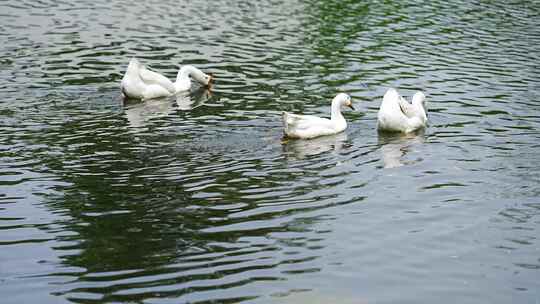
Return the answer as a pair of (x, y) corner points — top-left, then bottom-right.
(176, 87), (212, 111)
(378, 131), (425, 169)
(123, 97), (175, 128)
(123, 87), (213, 128)
(282, 132), (349, 159)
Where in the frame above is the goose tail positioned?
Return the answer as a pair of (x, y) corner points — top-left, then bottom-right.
(282, 111), (289, 132)
(282, 111), (294, 137)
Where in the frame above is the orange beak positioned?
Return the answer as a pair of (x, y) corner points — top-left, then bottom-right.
(207, 73), (214, 89)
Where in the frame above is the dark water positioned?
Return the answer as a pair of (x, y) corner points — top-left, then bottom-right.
(1, 0), (540, 303)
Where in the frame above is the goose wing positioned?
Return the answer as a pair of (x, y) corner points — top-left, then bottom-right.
(397, 95), (417, 119)
(283, 112), (337, 138)
(284, 113), (332, 129)
(139, 67), (176, 93)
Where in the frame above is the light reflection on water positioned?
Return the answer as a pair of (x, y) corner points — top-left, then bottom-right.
(0, 0), (539, 303)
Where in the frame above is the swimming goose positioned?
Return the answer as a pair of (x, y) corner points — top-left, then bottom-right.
(283, 93), (354, 139)
(120, 58), (213, 100)
(377, 88), (427, 133)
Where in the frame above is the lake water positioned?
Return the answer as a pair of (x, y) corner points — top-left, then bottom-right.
(1, 0), (539, 303)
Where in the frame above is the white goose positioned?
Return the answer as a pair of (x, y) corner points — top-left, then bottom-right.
(377, 88), (427, 133)
(120, 58), (212, 100)
(283, 93), (355, 139)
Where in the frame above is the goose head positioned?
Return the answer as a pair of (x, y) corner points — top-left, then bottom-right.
(333, 93), (355, 111)
(199, 72), (213, 88)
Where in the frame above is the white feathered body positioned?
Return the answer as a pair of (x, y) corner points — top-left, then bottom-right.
(377, 88), (427, 133)
(283, 113), (347, 139)
(121, 58), (175, 100)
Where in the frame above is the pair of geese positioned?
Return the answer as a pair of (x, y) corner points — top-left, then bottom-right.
(121, 58), (428, 139)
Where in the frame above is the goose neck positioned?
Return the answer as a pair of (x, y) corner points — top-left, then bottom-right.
(176, 66), (193, 82)
(126, 60), (141, 78)
(330, 99), (344, 121)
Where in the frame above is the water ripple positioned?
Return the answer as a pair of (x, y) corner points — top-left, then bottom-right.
(1, 0), (540, 303)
